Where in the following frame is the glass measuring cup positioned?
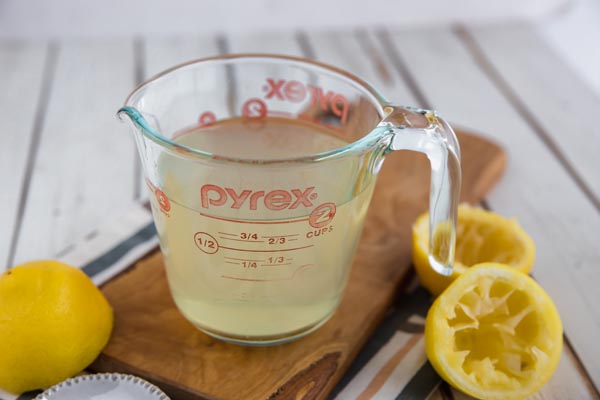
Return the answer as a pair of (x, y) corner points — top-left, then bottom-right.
(119, 55), (461, 345)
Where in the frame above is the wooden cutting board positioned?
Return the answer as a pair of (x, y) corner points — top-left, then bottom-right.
(91, 129), (506, 400)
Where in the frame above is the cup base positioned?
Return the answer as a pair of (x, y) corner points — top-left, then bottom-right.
(189, 310), (336, 346)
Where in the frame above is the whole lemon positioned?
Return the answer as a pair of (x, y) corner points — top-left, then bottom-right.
(0, 260), (113, 393)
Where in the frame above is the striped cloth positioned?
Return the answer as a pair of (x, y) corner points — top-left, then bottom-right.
(0, 203), (444, 400)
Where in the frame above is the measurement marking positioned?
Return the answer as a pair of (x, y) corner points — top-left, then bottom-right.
(218, 232), (238, 236)
(221, 244), (314, 253)
(288, 238), (299, 242)
(200, 213), (309, 225)
(221, 275), (287, 282)
(224, 256), (265, 262)
(286, 258), (293, 261)
(219, 237), (265, 243)
(225, 261), (239, 265)
(261, 234), (300, 238)
(261, 263), (292, 267)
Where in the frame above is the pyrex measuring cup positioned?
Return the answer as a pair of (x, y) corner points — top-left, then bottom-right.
(119, 55), (461, 345)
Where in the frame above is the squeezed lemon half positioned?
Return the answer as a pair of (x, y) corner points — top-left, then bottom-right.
(413, 204), (535, 295)
(425, 263), (562, 400)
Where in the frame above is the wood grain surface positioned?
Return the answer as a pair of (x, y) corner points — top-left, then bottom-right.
(91, 129), (505, 400)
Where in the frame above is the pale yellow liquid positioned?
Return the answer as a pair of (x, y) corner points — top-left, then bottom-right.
(150, 118), (375, 344)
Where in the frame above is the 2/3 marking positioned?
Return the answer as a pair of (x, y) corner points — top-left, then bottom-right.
(268, 237), (286, 245)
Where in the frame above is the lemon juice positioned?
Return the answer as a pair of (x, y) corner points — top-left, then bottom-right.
(148, 117), (376, 343)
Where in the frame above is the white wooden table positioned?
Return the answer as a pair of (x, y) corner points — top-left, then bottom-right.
(3, 24), (600, 399)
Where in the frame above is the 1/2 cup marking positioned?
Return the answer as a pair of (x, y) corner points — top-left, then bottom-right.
(194, 232), (219, 254)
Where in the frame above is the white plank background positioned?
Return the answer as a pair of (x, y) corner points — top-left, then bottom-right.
(468, 24), (600, 202)
(3, 25), (600, 399)
(0, 43), (48, 267)
(382, 26), (600, 396)
(227, 32), (303, 55)
(11, 40), (138, 264)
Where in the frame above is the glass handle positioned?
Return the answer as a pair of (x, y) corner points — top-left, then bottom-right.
(381, 105), (461, 276)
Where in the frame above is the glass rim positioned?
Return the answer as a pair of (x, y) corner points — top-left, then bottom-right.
(120, 53), (393, 165)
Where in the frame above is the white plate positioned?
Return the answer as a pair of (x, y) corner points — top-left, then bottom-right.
(34, 373), (170, 400)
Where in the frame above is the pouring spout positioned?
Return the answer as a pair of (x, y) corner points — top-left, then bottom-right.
(117, 106), (143, 124)
(117, 106), (161, 139)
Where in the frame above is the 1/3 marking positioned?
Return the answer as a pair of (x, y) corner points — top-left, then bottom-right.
(268, 256), (285, 264)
